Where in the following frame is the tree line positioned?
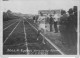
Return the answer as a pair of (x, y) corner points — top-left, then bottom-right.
(3, 10), (19, 21)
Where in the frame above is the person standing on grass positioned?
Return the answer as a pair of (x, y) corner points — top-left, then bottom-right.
(53, 14), (59, 33)
(35, 15), (38, 23)
(59, 10), (68, 45)
(33, 16), (36, 23)
(49, 15), (54, 32)
(67, 8), (77, 46)
(73, 6), (77, 32)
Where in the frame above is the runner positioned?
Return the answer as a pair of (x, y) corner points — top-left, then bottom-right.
(36, 12), (46, 44)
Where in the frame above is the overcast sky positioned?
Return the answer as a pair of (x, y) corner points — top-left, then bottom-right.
(2, 0), (79, 14)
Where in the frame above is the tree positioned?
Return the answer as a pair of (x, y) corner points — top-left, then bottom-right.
(3, 10), (19, 21)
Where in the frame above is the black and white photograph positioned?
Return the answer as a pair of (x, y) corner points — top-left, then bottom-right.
(3, 0), (78, 55)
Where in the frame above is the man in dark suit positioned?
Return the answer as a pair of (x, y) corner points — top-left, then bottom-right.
(33, 16), (36, 23)
(49, 15), (54, 32)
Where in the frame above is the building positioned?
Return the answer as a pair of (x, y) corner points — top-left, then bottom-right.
(38, 10), (61, 16)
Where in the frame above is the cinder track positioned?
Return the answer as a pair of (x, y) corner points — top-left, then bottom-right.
(3, 19), (64, 55)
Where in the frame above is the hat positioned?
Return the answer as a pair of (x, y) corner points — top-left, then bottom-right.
(61, 10), (66, 15)
(68, 8), (73, 14)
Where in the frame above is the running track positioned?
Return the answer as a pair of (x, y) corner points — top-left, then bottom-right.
(3, 18), (64, 55)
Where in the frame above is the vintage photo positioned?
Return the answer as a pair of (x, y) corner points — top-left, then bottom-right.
(3, 0), (78, 55)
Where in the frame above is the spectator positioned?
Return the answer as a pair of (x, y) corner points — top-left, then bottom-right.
(53, 14), (59, 33)
(49, 15), (54, 32)
(73, 6), (77, 31)
(33, 16), (36, 23)
(59, 8), (77, 47)
(59, 10), (69, 45)
(67, 8), (77, 46)
(35, 15), (39, 23)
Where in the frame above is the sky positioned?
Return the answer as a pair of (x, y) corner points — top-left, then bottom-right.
(2, 0), (79, 14)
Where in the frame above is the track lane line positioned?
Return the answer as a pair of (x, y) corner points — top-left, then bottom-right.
(4, 43), (25, 46)
(3, 20), (17, 26)
(3, 21), (18, 31)
(3, 20), (21, 44)
(26, 20), (65, 55)
(23, 20), (29, 55)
